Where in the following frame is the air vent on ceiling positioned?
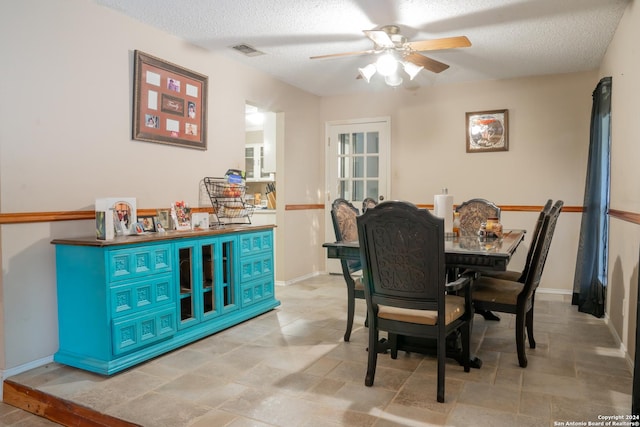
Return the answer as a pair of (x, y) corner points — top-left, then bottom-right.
(230, 44), (264, 57)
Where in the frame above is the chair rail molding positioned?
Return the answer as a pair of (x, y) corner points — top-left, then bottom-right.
(0, 204), (592, 225)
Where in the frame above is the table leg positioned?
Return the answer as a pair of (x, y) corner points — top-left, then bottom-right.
(390, 332), (483, 369)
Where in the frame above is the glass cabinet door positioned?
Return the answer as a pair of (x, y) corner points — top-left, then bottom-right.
(219, 237), (236, 312)
(245, 144), (271, 180)
(178, 246), (196, 328)
(201, 243), (215, 317)
(245, 146), (256, 179)
(177, 237), (237, 330)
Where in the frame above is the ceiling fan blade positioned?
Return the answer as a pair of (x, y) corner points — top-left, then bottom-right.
(363, 29), (394, 48)
(310, 49), (375, 60)
(407, 36), (471, 52)
(405, 53), (449, 73)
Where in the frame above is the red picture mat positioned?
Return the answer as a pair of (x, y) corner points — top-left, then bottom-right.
(133, 50), (208, 150)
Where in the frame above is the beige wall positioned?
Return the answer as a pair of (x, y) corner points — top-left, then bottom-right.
(319, 71), (597, 297)
(0, 0), (323, 374)
(599, 1), (640, 359)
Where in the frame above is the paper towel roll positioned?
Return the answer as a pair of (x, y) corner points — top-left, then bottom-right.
(434, 194), (454, 232)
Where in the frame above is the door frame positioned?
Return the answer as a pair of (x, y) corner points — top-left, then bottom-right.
(324, 116), (391, 273)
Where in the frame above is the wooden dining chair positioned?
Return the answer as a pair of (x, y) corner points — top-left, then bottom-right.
(482, 199), (553, 282)
(455, 198), (501, 236)
(330, 198), (365, 341)
(454, 198), (502, 320)
(471, 200), (563, 367)
(357, 201), (472, 402)
(362, 197), (378, 213)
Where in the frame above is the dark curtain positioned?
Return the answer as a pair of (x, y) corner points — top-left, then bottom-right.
(572, 76), (611, 318)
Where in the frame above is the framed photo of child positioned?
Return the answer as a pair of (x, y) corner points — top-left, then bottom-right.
(138, 215), (156, 232)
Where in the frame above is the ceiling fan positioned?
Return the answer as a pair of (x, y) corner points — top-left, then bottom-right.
(310, 25), (471, 85)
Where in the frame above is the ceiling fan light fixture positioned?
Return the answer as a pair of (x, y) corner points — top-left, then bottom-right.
(311, 25), (471, 90)
(384, 74), (403, 87)
(375, 53), (398, 77)
(358, 64), (377, 83)
(403, 61), (424, 80)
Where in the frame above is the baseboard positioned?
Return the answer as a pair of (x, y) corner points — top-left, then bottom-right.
(602, 314), (634, 372)
(536, 288), (572, 296)
(275, 271), (321, 286)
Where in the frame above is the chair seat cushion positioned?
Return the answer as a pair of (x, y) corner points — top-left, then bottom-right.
(378, 295), (465, 326)
(473, 276), (524, 305)
(481, 270), (522, 282)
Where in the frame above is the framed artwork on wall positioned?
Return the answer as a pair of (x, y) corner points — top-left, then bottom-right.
(465, 109), (509, 153)
(133, 50), (208, 150)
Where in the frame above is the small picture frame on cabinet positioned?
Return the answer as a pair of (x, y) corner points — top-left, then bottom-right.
(171, 201), (191, 231)
(138, 215), (156, 232)
(156, 209), (171, 230)
(191, 212), (209, 230)
(132, 222), (145, 235)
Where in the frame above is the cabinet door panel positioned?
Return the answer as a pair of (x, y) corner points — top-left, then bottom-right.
(239, 255), (273, 283)
(110, 275), (173, 318)
(239, 231), (272, 257)
(112, 307), (176, 355)
(108, 244), (172, 282)
(241, 279), (274, 307)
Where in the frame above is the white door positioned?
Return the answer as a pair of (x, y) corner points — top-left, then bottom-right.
(325, 117), (390, 273)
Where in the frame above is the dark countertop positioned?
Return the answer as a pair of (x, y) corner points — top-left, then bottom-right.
(51, 224), (275, 247)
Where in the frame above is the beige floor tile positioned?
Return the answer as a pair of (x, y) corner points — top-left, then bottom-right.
(377, 403), (449, 426)
(3, 274), (632, 427)
(519, 390), (552, 419)
(68, 370), (168, 412)
(218, 388), (327, 426)
(457, 381), (521, 413)
(447, 403), (518, 427)
(109, 390), (211, 427)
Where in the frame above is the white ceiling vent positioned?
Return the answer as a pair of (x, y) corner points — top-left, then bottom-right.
(230, 44), (264, 57)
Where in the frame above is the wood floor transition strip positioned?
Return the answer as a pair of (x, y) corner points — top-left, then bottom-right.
(3, 379), (141, 427)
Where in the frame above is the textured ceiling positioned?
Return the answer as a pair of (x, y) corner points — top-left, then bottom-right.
(95, 0), (629, 97)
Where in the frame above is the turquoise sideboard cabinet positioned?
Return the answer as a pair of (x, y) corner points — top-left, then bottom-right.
(51, 225), (279, 375)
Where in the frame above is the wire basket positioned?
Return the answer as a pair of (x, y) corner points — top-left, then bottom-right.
(204, 177), (252, 225)
(216, 201), (254, 218)
(204, 177), (246, 199)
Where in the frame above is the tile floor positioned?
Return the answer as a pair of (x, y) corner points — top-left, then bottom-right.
(2, 274), (633, 427)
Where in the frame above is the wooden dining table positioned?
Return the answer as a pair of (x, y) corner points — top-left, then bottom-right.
(322, 230), (526, 368)
(323, 230), (525, 272)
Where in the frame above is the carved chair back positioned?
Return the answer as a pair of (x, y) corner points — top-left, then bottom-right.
(455, 198), (501, 235)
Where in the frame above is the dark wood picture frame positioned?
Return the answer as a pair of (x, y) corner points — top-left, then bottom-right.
(138, 215), (156, 232)
(465, 109), (509, 153)
(133, 50), (208, 150)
